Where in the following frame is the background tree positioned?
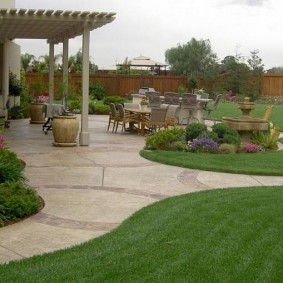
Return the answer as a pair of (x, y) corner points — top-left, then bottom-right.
(220, 55), (250, 97)
(21, 53), (36, 73)
(247, 49), (264, 100)
(165, 38), (219, 93)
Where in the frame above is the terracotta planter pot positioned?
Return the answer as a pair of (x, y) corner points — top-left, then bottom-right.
(29, 103), (46, 124)
(52, 115), (79, 147)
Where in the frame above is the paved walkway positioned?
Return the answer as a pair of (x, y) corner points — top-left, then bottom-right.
(1, 115), (283, 264)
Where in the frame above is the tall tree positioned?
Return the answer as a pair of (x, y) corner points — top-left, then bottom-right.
(21, 53), (36, 72)
(247, 49), (264, 100)
(165, 38), (218, 78)
(220, 55), (250, 96)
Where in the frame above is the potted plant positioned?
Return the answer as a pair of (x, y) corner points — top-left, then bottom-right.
(140, 97), (149, 110)
(29, 94), (49, 124)
(52, 109), (79, 147)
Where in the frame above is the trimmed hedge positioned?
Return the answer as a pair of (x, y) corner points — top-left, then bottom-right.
(0, 181), (40, 225)
(0, 149), (25, 183)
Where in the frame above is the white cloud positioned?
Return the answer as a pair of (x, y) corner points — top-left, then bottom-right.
(11, 0), (283, 69)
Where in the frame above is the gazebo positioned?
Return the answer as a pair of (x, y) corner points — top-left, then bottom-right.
(117, 55), (168, 75)
(0, 0), (116, 145)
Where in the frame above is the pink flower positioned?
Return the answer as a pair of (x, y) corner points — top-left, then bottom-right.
(36, 95), (49, 103)
(245, 143), (260, 153)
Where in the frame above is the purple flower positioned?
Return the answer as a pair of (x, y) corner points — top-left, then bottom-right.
(189, 135), (219, 153)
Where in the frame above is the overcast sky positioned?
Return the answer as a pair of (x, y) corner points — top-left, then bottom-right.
(14, 0), (283, 70)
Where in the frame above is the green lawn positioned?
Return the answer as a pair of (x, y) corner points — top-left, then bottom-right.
(1, 187), (283, 282)
(140, 149), (283, 176)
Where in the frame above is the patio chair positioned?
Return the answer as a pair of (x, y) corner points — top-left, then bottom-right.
(262, 105), (273, 121)
(180, 93), (199, 125)
(142, 107), (168, 134)
(115, 104), (140, 134)
(200, 93), (209, 99)
(164, 92), (182, 105)
(166, 104), (179, 127)
(107, 103), (119, 132)
(203, 94), (222, 123)
(146, 92), (161, 108)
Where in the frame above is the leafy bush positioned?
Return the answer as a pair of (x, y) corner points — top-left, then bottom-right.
(0, 203), (9, 225)
(89, 83), (105, 100)
(145, 128), (186, 150)
(189, 134), (219, 153)
(0, 149), (25, 183)
(250, 130), (278, 151)
(88, 100), (96, 114)
(104, 96), (127, 105)
(185, 123), (208, 142)
(218, 143), (237, 154)
(212, 123), (241, 146)
(68, 96), (81, 112)
(0, 181), (40, 223)
(94, 103), (110, 115)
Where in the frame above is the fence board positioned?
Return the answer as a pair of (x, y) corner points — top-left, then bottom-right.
(24, 73), (283, 98)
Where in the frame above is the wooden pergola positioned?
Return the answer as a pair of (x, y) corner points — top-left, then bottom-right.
(0, 8), (116, 145)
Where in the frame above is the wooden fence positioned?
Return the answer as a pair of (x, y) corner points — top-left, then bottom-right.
(24, 73), (283, 98)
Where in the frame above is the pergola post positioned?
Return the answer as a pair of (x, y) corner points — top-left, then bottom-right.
(62, 38), (69, 109)
(48, 42), (54, 104)
(79, 26), (90, 146)
(2, 40), (9, 118)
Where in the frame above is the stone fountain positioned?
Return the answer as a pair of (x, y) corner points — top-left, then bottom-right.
(222, 97), (269, 145)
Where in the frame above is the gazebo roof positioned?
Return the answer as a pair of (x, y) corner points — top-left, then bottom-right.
(129, 55), (167, 67)
(0, 8), (116, 43)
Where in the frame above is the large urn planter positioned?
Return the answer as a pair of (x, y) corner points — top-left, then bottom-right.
(52, 115), (79, 147)
(29, 103), (46, 124)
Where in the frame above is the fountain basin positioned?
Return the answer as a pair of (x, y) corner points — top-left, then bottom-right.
(223, 117), (268, 131)
(223, 116), (268, 144)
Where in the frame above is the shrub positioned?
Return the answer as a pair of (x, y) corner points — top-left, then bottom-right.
(212, 123), (241, 146)
(185, 123), (208, 142)
(144, 128), (186, 150)
(104, 96), (127, 105)
(88, 100), (96, 114)
(89, 83), (105, 100)
(189, 134), (219, 153)
(68, 96), (82, 112)
(0, 203), (9, 225)
(94, 103), (110, 115)
(218, 143), (237, 154)
(0, 149), (25, 183)
(0, 181), (40, 223)
(250, 130), (278, 151)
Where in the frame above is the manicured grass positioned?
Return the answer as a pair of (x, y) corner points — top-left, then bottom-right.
(1, 187), (283, 282)
(140, 149), (283, 175)
(215, 102), (283, 130)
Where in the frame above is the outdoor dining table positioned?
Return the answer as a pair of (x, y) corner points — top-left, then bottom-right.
(42, 103), (64, 134)
(124, 107), (151, 135)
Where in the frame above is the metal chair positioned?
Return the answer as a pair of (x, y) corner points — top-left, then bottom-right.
(203, 94), (222, 122)
(146, 92), (161, 108)
(163, 92), (180, 105)
(180, 93), (199, 125)
(262, 105), (273, 121)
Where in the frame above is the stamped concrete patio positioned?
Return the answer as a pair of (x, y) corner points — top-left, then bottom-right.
(1, 115), (283, 264)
